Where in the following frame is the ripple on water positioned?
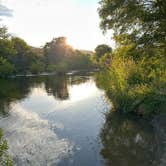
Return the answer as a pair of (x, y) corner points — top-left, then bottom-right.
(0, 104), (73, 166)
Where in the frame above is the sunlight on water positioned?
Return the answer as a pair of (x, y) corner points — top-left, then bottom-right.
(17, 78), (108, 116)
(69, 80), (100, 102)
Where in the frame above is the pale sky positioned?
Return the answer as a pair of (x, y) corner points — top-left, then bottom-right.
(0, 0), (115, 50)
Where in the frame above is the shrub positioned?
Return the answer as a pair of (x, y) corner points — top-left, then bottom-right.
(108, 55), (166, 115)
(0, 129), (12, 166)
(95, 54), (166, 116)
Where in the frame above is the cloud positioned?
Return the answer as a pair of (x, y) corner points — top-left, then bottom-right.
(1, 0), (115, 50)
(0, 104), (73, 165)
(0, 4), (13, 17)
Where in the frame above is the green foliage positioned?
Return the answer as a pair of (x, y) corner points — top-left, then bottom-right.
(43, 38), (95, 72)
(55, 61), (69, 74)
(11, 37), (35, 73)
(97, 0), (166, 116)
(98, 53), (112, 68)
(94, 44), (112, 63)
(95, 53), (166, 116)
(30, 61), (45, 74)
(0, 26), (95, 76)
(0, 129), (12, 166)
(0, 57), (15, 77)
(44, 37), (74, 65)
(0, 26), (10, 39)
(46, 65), (57, 72)
(0, 27), (16, 62)
(99, 0), (166, 49)
(68, 52), (94, 70)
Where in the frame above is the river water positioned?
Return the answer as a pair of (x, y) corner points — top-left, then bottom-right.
(0, 73), (162, 166)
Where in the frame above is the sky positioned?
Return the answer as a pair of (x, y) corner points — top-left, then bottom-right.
(0, 0), (115, 50)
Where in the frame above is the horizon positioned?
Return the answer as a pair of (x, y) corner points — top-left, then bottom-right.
(0, 0), (115, 51)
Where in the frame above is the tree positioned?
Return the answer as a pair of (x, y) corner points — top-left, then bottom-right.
(0, 57), (14, 77)
(30, 61), (45, 74)
(44, 37), (74, 65)
(0, 27), (16, 61)
(98, 0), (166, 50)
(0, 26), (95, 76)
(97, 0), (166, 115)
(94, 44), (112, 63)
(0, 26), (10, 39)
(11, 37), (34, 73)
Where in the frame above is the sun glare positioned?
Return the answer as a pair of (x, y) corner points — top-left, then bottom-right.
(69, 81), (99, 102)
(1, 0), (115, 50)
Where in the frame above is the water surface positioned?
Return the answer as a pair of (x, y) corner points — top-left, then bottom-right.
(0, 73), (160, 166)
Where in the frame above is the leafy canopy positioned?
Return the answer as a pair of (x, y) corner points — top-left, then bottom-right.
(99, 0), (166, 49)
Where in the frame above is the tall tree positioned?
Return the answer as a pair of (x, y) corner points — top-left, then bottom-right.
(44, 37), (74, 65)
(0, 26), (10, 39)
(98, 0), (166, 50)
(11, 37), (33, 73)
(95, 44), (112, 59)
(0, 26), (16, 60)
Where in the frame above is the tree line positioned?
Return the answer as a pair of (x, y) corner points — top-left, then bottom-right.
(0, 26), (96, 77)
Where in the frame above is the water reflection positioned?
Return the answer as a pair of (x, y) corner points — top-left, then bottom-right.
(0, 73), (163, 166)
(0, 78), (32, 116)
(0, 75), (91, 116)
(100, 112), (158, 166)
(0, 74), (109, 166)
(45, 76), (69, 100)
(0, 104), (72, 166)
(93, 71), (163, 166)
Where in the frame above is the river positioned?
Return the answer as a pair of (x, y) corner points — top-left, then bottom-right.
(0, 73), (164, 166)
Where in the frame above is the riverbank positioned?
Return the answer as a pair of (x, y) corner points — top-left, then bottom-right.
(8, 68), (100, 78)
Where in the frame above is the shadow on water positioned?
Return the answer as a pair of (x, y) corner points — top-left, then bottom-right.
(0, 75), (91, 116)
(93, 71), (165, 166)
(100, 111), (159, 166)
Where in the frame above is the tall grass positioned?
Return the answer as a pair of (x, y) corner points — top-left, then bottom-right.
(98, 54), (166, 116)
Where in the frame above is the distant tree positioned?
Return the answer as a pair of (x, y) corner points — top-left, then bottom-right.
(94, 44), (112, 62)
(0, 27), (16, 60)
(44, 37), (74, 65)
(30, 61), (45, 74)
(0, 39), (16, 60)
(46, 65), (57, 73)
(11, 37), (34, 73)
(0, 57), (14, 77)
(0, 26), (95, 76)
(0, 26), (10, 39)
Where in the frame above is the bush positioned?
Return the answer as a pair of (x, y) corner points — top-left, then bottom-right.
(95, 53), (166, 116)
(108, 55), (166, 115)
(0, 129), (12, 166)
